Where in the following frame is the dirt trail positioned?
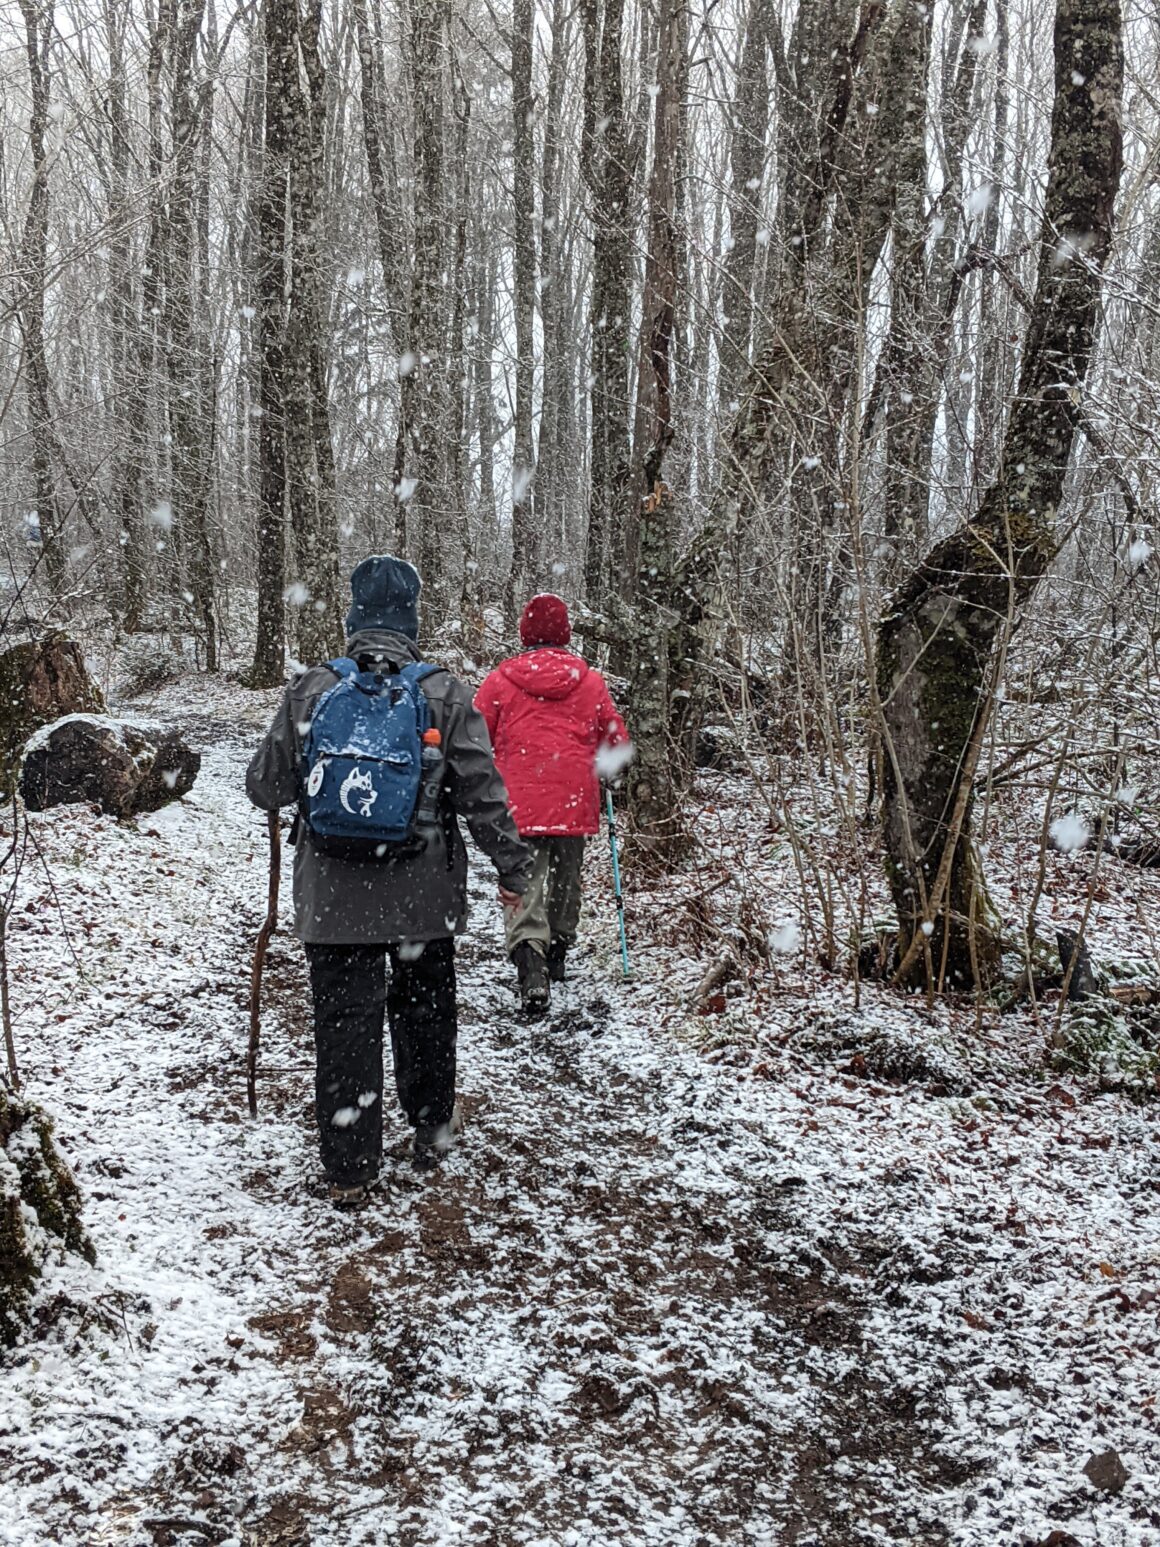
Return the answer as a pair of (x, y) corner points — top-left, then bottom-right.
(2, 681), (1157, 1547)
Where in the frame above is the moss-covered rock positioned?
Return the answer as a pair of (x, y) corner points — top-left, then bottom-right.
(1050, 1003), (1160, 1098)
(0, 634), (104, 799)
(0, 1085), (95, 1347)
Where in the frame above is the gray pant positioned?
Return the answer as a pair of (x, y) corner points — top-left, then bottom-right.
(506, 837), (586, 957)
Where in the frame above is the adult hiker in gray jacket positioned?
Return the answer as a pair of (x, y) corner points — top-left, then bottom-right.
(246, 555), (532, 1200)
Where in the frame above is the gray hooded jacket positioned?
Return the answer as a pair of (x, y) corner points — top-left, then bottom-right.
(245, 629), (532, 945)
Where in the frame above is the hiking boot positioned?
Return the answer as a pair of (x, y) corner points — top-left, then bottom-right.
(513, 942), (551, 1015)
(410, 1102), (463, 1171)
(546, 938), (569, 983)
(326, 1175), (379, 1209)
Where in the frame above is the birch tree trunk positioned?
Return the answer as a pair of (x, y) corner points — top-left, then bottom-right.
(876, 0), (1124, 989)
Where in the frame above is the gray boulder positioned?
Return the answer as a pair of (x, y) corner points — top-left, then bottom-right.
(20, 715), (200, 817)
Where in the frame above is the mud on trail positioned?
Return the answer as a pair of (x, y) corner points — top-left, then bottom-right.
(1, 676), (1158, 1547)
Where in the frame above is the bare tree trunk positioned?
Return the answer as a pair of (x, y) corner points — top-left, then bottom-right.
(506, 0), (539, 630)
(17, 0), (63, 596)
(167, 0), (218, 670)
(581, 0), (634, 607)
(877, 0), (1123, 988)
(448, 56), (473, 621)
(626, 0), (685, 847)
(104, 0), (149, 632)
(286, 0), (341, 661)
(353, 0), (406, 355)
(534, 0), (569, 578)
(473, 240), (500, 587)
(404, 0), (453, 629)
(250, 0), (291, 686)
(719, 0), (769, 411)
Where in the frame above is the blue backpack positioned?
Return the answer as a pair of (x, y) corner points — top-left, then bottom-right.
(300, 658), (441, 858)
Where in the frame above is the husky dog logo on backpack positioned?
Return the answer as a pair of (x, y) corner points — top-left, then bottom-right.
(340, 766), (378, 819)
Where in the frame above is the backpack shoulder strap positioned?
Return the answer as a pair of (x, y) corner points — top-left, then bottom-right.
(400, 661), (443, 686)
(325, 656), (360, 680)
(398, 661), (443, 734)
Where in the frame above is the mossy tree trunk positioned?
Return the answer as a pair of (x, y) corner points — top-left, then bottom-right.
(876, 0), (1124, 989)
(1, 1086), (95, 1347)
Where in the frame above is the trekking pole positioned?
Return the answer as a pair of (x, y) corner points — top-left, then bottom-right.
(247, 811), (281, 1117)
(605, 788), (632, 981)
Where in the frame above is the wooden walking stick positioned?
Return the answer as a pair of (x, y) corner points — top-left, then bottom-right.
(247, 811), (281, 1117)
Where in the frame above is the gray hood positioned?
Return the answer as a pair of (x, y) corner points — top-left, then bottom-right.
(344, 628), (421, 668)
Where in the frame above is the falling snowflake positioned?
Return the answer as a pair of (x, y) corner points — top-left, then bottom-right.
(284, 582), (311, 607)
(513, 466), (535, 506)
(967, 184), (992, 218)
(769, 922), (801, 956)
(395, 476), (418, 502)
(1127, 539), (1152, 569)
(1049, 813), (1089, 854)
(149, 501), (173, 532)
(595, 742), (634, 780)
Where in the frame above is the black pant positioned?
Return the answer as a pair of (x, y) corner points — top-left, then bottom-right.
(305, 938), (457, 1184)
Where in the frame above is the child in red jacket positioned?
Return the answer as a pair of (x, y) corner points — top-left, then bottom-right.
(475, 594), (630, 1012)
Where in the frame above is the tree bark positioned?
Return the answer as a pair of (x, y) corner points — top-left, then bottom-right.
(286, 0), (341, 662)
(166, 0), (218, 670)
(581, 0), (634, 607)
(17, 0), (64, 596)
(250, 0), (292, 687)
(506, 0), (539, 631)
(625, 0), (686, 849)
(876, 0), (1123, 988)
(533, 0), (570, 578)
(404, 0), (454, 630)
(878, 0), (988, 553)
(719, 0), (769, 411)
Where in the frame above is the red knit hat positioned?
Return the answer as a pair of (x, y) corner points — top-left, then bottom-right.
(519, 593), (572, 647)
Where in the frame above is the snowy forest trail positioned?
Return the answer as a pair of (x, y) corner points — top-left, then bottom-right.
(2, 679), (1159, 1547)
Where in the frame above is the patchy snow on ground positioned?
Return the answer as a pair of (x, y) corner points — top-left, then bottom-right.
(1, 674), (1158, 1547)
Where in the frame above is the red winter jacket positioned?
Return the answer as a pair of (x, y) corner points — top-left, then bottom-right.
(475, 648), (630, 836)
